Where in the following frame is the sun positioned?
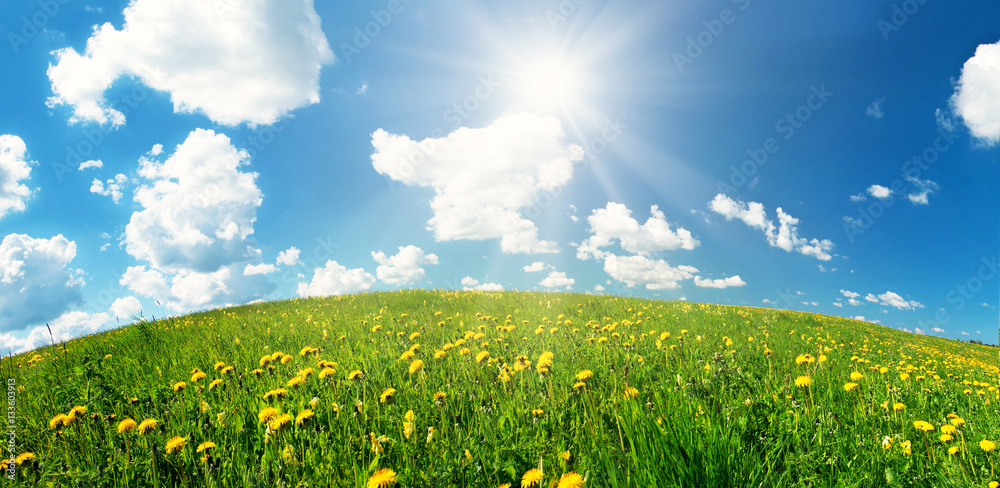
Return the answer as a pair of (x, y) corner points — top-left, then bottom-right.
(511, 57), (587, 112)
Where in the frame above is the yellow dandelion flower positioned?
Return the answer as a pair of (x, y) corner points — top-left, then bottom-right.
(899, 373), (910, 381)
(165, 436), (186, 455)
(263, 388), (288, 400)
(794, 376), (812, 388)
(990, 482), (999, 488)
(476, 351), (490, 364)
(850, 371), (864, 381)
(367, 468), (397, 488)
(49, 414), (69, 430)
(951, 417), (966, 427)
(941, 424), (957, 435)
(69, 405), (88, 416)
(575, 370), (593, 381)
(573, 381), (586, 389)
(433, 391), (446, 404)
(556, 472), (585, 488)
(940, 434), (954, 442)
(624, 386), (639, 399)
(980, 439), (996, 452)
(499, 484), (512, 488)
(560, 450), (571, 461)
(295, 409), (314, 425)
(208, 379), (223, 390)
(280, 355), (293, 365)
(191, 371), (207, 383)
(843, 382), (858, 392)
(408, 360), (424, 374)
(319, 367), (336, 379)
(913, 420), (934, 432)
(348, 370), (364, 381)
(434, 350), (447, 359)
(14, 452), (34, 466)
(399, 350), (415, 361)
(137, 418), (158, 435)
(286, 376), (305, 388)
(173, 381), (187, 392)
(380, 388), (397, 404)
(196, 441), (216, 453)
(269, 414), (293, 433)
(117, 418), (137, 434)
(213, 361), (226, 370)
(521, 468), (544, 488)
(258, 407), (280, 424)
(892, 402), (905, 412)
(531, 408), (543, 416)
(948, 446), (959, 455)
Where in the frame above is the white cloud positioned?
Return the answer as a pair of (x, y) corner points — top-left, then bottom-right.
(866, 97), (885, 118)
(0, 234), (83, 332)
(709, 194), (834, 261)
(90, 173), (128, 203)
(931, 327), (945, 333)
(577, 202), (698, 260)
(120, 265), (170, 298)
(867, 185), (892, 199)
(904, 175), (938, 205)
(961, 331), (970, 336)
(865, 290), (923, 310)
(0, 135), (34, 221)
(602, 254), (698, 290)
(523, 261), (548, 273)
(539, 270), (574, 289)
(935, 108), (956, 133)
(78, 160), (103, 170)
(848, 298), (862, 306)
(950, 39), (1000, 145)
(461, 276), (504, 291)
(46, 0), (333, 127)
(296, 260), (374, 297)
(372, 245), (439, 285)
(371, 112), (584, 254)
(119, 129), (275, 311)
(709, 194), (769, 230)
(0, 310), (111, 354)
(914, 327), (925, 335)
(849, 193), (867, 202)
(593, 284), (605, 292)
(833, 302), (843, 307)
(244, 263), (279, 276)
(852, 316), (867, 322)
(125, 129), (262, 273)
(840, 289), (860, 299)
(693, 275), (746, 289)
(464, 282), (504, 291)
(276, 247), (300, 266)
(110, 296), (143, 319)
(356, 83), (368, 95)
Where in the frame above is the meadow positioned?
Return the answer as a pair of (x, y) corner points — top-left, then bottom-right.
(5, 290), (999, 487)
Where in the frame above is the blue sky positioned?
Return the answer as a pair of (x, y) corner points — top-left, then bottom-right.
(0, 0), (997, 352)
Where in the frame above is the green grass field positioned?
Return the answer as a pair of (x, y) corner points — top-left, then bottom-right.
(6, 290), (999, 487)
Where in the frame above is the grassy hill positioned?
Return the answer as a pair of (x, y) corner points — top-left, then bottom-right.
(6, 290), (999, 487)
